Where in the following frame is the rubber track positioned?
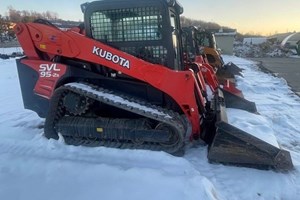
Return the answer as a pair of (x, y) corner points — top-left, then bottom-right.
(44, 82), (188, 154)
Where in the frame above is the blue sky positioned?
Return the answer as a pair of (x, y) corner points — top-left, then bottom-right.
(0, 0), (86, 21)
(1, 0), (299, 35)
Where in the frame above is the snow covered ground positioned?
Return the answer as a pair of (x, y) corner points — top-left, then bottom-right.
(1, 48), (300, 200)
(0, 47), (23, 55)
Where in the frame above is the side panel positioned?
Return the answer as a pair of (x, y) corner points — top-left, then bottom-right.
(16, 59), (68, 117)
(16, 59), (47, 118)
(16, 58), (169, 119)
(21, 60), (67, 98)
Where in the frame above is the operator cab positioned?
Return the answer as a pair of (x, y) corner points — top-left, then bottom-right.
(196, 31), (217, 50)
(82, 0), (184, 70)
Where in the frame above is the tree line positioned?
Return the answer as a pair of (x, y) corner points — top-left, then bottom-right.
(0, 7), (59, 42)
(180, 16), (225, 30)
(1, 7), (234, 42)
(6, 6), (58, 23)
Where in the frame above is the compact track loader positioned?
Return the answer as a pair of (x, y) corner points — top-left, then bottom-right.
(184, 27), (242, 83)
(182, 26), (244, 97)
(14, 0), (293, 170)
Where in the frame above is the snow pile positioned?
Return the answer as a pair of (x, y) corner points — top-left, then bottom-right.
(1, 49), (300, 200)
(0, 47), (23, 59)
(265, 48), (285, 57)
(234, 40), (295, 58)
(227, 108), (279, 148)
(0, 47), (23, 55)
(226, 56), (300, 155)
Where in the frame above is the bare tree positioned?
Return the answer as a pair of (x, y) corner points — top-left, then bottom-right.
(0, 14), (10, 42)
(7, 6), (59, 23)
(180, 16), (228, 30)
(8, 6), (22, 22)
(44, 11), (58, 20)
(3, 7), (60, 40)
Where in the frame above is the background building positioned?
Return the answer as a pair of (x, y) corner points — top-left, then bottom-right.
(214, 28), (237, 55)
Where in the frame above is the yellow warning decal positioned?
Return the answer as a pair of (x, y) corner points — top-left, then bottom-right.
(96, 128), (103, 133)
(40, 44), (47, 49)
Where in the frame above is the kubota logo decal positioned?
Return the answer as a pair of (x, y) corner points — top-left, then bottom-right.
(92, 46), (130, 69)
(39, 63), (60, 78)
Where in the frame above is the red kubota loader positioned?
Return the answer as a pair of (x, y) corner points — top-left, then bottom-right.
(182, 26), (244, 98)
(190, 27), (243, 82)
(14, 0), (293, 170)
(182, 26), (243, 87)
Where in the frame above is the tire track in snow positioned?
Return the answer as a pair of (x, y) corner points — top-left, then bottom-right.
(0, 136), (200, 177)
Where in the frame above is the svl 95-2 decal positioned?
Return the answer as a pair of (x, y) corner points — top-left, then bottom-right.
(39, 63), (61, 77)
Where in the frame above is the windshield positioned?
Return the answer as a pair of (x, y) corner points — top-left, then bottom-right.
(90, 7), (162, 42)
